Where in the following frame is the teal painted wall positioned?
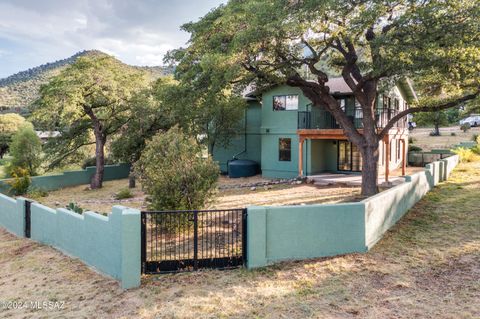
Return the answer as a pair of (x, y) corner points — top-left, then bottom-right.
(30, 204), (141, 289)
(0, 164), (131, 194)
(260, 86), (307, 178)
(247, 155), (460, 269)
(247, 203), (366, 268)
(0, 195), (141, 289)
(213, 102), (262, 173)
(363, 155), (458, 248)
(0, 195), (25, 237)
(308, 140), (338, 174)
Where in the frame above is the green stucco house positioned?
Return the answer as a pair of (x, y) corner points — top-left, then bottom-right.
(213, 77), (417, 179)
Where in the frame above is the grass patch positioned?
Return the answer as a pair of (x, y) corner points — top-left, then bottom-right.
(1, 160), (478, 318)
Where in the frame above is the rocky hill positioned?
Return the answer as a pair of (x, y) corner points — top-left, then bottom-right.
(0, 50), (173, 113)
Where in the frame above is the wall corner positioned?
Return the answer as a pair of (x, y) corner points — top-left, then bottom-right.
(246, 206), (268, 269)
(120, 208), (141, 289)
(14, 197), (27, 238)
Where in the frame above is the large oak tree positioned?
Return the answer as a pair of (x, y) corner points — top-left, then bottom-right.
(33, 54), (146, 189)
(170, 0), (480, 196)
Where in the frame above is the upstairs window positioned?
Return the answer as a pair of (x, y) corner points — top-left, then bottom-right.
(394, 98), (400, 110)
(279, 138), (292, 161)
(383, 95), (392, 109)
(273, 95), (299, 111)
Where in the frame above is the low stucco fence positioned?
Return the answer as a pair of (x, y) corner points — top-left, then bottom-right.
(246, 155), (459, 268)
(0, 155), (460, 287)
(0, 194), (140, 289)
(0, 163), (131, 194)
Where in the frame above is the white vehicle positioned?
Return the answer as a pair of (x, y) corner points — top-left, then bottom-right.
(459, 115), (480, 127)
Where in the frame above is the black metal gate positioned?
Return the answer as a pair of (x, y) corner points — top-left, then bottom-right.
(141, 208), (247, 274)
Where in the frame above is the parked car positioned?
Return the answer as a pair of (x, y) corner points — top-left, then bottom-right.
(408, 121), (416, 130)
(459, 115), (480, 127)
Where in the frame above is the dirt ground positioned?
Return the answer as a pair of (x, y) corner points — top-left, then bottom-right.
(410, 126), (480, 151)
(1, 160), (478, 318)
(27, 164), (421, 215)
(28, 178), (363, 214)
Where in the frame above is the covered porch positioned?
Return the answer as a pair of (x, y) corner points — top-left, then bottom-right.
(297, 128), (409, 183)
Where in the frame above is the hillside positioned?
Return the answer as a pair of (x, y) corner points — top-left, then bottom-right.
(0, 50), (173, 112)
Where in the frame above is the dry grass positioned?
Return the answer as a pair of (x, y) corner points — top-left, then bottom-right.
(28, 179), (362, 214)
(1, 160), (479, 318)
(410, 126), (480, 151)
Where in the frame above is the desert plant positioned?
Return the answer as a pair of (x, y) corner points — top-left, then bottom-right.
(7, 167), (31, 195)
(460, 123), (471, 132)
(135, 126), (220, 211)
(27, 186), (48, 199)
(66, 202), (84, 214)
(452, 147), (476, 163)
(114, 188), (134, 200)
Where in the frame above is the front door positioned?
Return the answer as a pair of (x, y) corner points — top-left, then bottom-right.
(337, 141), (362, 172)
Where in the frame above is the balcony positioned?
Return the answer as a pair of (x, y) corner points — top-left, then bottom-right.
(298, 106), (406, 130)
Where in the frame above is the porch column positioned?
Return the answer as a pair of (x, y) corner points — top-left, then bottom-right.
(400, 138), (407, 176)
(298, 137), (305, 177)
(384, 136), (390, 182)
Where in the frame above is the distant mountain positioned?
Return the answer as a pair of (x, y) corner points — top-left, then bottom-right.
(0, 50), (173, 113)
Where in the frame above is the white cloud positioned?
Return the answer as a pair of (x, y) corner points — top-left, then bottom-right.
(0, 0), (225, 77)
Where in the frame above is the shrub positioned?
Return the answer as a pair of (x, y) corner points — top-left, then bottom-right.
(8, 125), (42, 176)
(66, 202), (84, 214)
(429, 131), (440, 136)
(460, 123), (471, 132)
(408, 137), (415, 144)
(408, 145), (423, 152)
(452, 147), (476, 163)
(114, 188), (134, 200)
(27, 186), (49, 199)
(472, 134), (479, 143)
(0, 114), (31, 159)
(450, 132), (456, 136)
(7, 167), (31, 195)
(135, 126), (220, 211)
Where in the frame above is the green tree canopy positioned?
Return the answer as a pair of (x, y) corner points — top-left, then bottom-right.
(170, 0), (480, 196)
(0, 114), (31, 158)
(33, 54), (147, 188)
(8, 125), (42, 176)
(135, 126), (220, 210)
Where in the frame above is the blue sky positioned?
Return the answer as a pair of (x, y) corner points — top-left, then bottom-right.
(0, 0), (225, 78)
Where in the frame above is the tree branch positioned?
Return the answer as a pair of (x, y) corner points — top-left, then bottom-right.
(378, 90), (480, 139)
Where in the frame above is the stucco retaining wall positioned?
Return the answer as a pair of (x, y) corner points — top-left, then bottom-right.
(247, 203), (366, 268)
(0, 195), (26, 237)
(0, 163), (130, 194)
(0, 196), (140, 289)
(247, 155), (460, 269)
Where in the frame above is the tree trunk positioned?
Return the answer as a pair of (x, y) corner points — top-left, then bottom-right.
(90, 131), (105, 189)
(360, 142), (380, 197)
(128, 166), (136, 188)
(433, 123), (440, 136)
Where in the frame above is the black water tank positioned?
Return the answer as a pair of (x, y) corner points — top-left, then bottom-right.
(228, 159), (259, 178)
